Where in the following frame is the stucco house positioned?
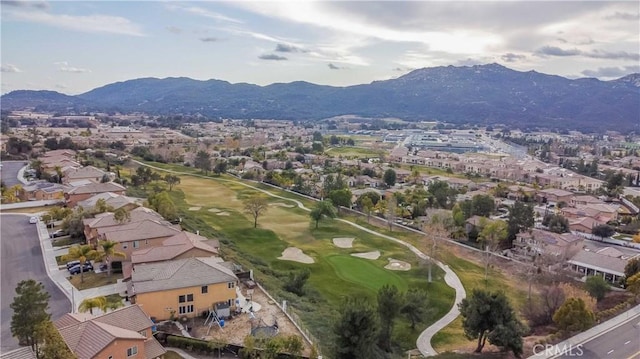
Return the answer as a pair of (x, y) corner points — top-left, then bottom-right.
(129, 257), (238, 320)
(54, 304), (166, 359)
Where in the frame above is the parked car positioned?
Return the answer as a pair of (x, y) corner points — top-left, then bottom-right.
(29, 216), (38, 224)
(69, 263), (93, 275)
(65, 260), (81, 270)
(50, 229), (69, 238)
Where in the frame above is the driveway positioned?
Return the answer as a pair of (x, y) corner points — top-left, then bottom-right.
(0, 214), (71, 352)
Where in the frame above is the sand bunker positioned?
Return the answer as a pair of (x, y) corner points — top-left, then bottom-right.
(333, 237), (355, 248)
(384, 258), (411, 271)
(278, 247), (314, 264)
(217, 212), (230, 216)
(208, 208), (221, 213)
(269, 202), (295, 208)
(188, 207), (201, 211)
(350, 250), (380, 260)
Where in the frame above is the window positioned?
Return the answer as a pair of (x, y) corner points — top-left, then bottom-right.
(179, 305), (194, 314)
(123, 243), (128, 249)
(187, 294), (193, 302)
(201, 285), (208, 294)
(133, 240), (139, 249)
(228, 282), (235, 289)
(127, 346), (138, 357)
(178, 295), (185, 303)
(178, 294), (193, 303)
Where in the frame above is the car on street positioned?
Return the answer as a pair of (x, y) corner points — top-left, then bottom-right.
(29, 216), (38, 224)
(49, 229), (68, 238)
(69, 262), (93, 275)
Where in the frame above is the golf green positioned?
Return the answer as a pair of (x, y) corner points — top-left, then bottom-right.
(326, 255), (408, 292)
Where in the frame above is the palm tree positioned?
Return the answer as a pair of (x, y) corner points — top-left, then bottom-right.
(78, 296), (106, 315)
(102, 296), (124, 312)
(98, 240), (126, 277)
(62, 244), (99, 283)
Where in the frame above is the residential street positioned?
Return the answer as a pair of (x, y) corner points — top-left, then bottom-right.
(0, 214), (71, 353)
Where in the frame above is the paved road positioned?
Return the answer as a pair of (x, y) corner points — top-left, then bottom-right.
(0, 214), (71, 352)
(0, 161), (27, 187)
(556, 316), (640, 359)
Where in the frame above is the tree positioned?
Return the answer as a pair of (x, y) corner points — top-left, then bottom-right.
(62, 208), (89, 239)
(194, 150), (212, 174)
(361, 196), (374, 223)
(592, 224), (615, 240)
(213, 160), (228, 175)
(163, 174), (181, 191)
(383, 169), (396, 187)
(626, 272), (640, 298)
(459, 289), (525, 357)
(147, 191), (178, 220)
(328, 188), (352, 211)
(584, 276), (610, 301)
(78, 296), (107, 315)
(401, 288), (432, 329)
(283, 269), (310, 296)
(113, 207), (131, 224)
(377, 284), (403, 352)
(10, 280), (51, 350)
(625, 257), (640, 278)
(35, 320), (76, 359)
(97, 240), (126, 277)
(243, 195), (268, 228)
(553, 297), (595, 333)
(386, 195), (397, 231)
(471, 195), (496, 217)
(479, 220), (508, 281)
(62, 245), (99, 283)
(333, 297), (381, 359)
(309, 200), (337, 229)
(93, 198), (114, 214)
(543, 214), (570, 234)
(507, 201), (534, 243)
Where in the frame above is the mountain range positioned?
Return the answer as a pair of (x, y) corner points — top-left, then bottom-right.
(2, 63), (639, 132)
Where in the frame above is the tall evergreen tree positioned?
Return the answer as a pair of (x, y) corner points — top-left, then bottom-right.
(10, 280), (51, 350)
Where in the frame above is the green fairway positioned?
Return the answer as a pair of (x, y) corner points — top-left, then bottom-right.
(325, 255), (408, 292)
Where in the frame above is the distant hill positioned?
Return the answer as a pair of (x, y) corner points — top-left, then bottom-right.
(2, 64), (638, 132)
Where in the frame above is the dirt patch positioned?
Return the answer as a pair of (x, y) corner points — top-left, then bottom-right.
(184, 285), (311, 353)
(216, 212), (230, 216)
(351, 250), (380, 260)
(269, 202), (294, 208)
(333, 237), (355, 248)
(188, 207), (201, 211)
(208, 208), (221, 213)
(278, 247), (314, 264)
(384, 258), (411, 271)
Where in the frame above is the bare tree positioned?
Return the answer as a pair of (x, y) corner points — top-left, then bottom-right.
(243, 195), (268, 228)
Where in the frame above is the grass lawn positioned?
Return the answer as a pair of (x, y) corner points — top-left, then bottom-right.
(134, 165), (455, 354)
(69, 271), (122, 290)
(1, 205), (62, 214)
(163, 351), (183, 359)
(52, 236), (83, 247)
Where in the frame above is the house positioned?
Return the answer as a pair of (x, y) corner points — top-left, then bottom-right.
(0, 347), (37, 359)
(568, 247), (638, 283)
(65, 182), (126, 207)
(83, 207), (169, 244)
(571, 195), (605, 207)
(76, 192), (141, 212)
(63, 166), (107, 185)
(464, 215), (498, 234)
(537, 188), (574, 205)
(54, 304), (166, 359)
(18, 180), (68, 201)
(129, 257), (238, 320)
(98, 219), (182, 260)
(130, 231), (219, 267)
(569, 217), (604, 234)
(512, 228), (584, 261)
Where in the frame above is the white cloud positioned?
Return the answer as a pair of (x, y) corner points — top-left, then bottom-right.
(166, 4), (242, 24)
(55, 62), (91, 73)
(5, 6), (145, 36)
(1, 64), (22, 73)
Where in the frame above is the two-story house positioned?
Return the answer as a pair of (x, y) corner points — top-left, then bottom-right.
(54, 305), (166, 359)
(129, 257), (238, 320)
(65, 182), (127, 207)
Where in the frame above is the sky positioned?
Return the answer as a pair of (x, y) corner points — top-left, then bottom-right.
(1, 0), (639, 95)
